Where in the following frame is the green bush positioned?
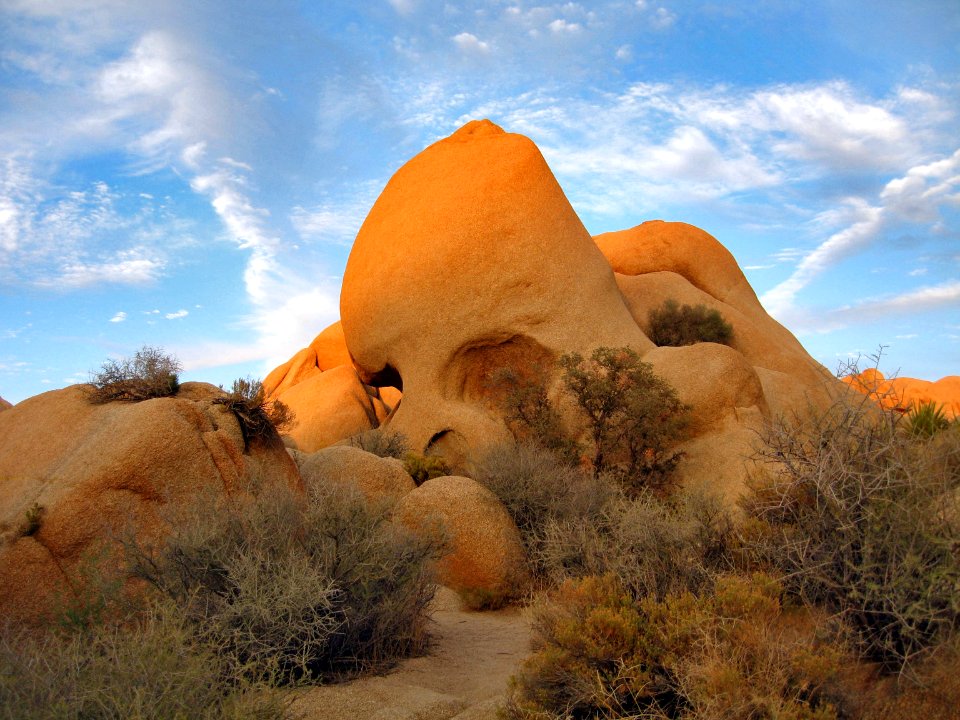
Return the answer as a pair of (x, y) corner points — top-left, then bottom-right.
(740, 392), (960, 673)
(403, 453), (450, 485)
(648, 299), (734, 347)
(559, 347), (689, 494)
(347, 428), (410, 459)
(906, 400), (951, 438)
(124, 480), (442, 683)
(88, 346), (181, 403)
(536, 489), (731, 601)
(503, 573), (843, 720)
(471, 443), (616, 583)
(487, 367), (581, 466)
(213, 377), (295, 448)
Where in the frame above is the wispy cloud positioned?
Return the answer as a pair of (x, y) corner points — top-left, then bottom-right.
(109, 311), (127, 323)
(165, 309), (189, 320)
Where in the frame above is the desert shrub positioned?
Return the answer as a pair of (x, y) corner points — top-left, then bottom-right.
(906, 400), (951, 438)
(741, 392), (960, 673)
(214, 377), (296, 448)
(403, 452), (450, 485)
(125, 480), (441, 684)
(471, 443), (616, 583)
(347, 428), (410, 458)
(503, 573), (843, 720)
(0, 604), (286, 720)
(647, 299), (734, 347)
(487, 367), (581, 466)
(559, 347), (689, 494)
(536, 489), (731, 602)
(88, 345), (181, 403)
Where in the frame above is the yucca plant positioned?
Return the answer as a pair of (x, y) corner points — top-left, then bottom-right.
(907, 400), (951, 438)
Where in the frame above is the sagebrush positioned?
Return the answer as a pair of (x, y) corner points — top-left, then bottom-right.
(213, 376), (295, 448)
(88, 346), (181, 403)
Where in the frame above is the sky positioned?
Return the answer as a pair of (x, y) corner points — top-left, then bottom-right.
(1, 0), (958, 404)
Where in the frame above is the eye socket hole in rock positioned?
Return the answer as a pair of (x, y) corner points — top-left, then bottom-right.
(363, 364), (403, 392)
(446, 334), (554, 407)
(425, 429), (469, 470)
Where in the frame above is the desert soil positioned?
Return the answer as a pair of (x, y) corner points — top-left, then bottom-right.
(290, 587), (532, 720)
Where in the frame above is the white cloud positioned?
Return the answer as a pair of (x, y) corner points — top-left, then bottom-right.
(909, 268), (928, 276)
(109, 311), (127, 323)
(165, 309), (189, 320)
(880, 148), (960, 222)
(52, 255), (165, 288)
(387, 0), (416, 14)
(452, 32), (491, 53)
(762, 199), (884, 318)
(797, 281), (960, 334)
(651, 7), (676, 29)
(615, 44), (632, 61)
(548, 19), (581, 34)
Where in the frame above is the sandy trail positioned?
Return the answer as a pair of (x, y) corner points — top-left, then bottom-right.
(291, 588), (532, 720)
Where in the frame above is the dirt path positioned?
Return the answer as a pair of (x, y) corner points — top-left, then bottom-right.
(291, 588), (532, 720)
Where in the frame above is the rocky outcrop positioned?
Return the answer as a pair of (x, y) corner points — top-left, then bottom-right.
(268, 119), (841, 499)
(0, 383), (302, 626)
(340, 119), (648, 460)
(844, 369), (960, 418)
(396, 475), (528, 606)
(272, 365), (391, 452)
(291, 445), (415, 505)
(0, 396), (11, 411)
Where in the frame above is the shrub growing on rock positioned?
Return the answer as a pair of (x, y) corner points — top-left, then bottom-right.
(402, 452), (449, 485)
(648, 299), (734, 347)
(347, 428), (410, 458)
(213, 376), (295, 448)
(88, 346), (181, 403)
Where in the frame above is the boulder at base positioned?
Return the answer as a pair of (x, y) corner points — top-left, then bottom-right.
(396, 475), (528, 607)
(291, 445), (415, 505)
(0, 383), (302, 627)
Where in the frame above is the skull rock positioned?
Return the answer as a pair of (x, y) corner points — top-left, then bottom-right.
(340, 120), (649, 459)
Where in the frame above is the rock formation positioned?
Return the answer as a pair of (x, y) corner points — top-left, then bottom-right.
(844, 369), (960, 418)
(396, 475), (528, 606)
(290, 445), (415, 505)
(268, 119), (838, 500)
(0, 383), (301, 626)
(0, 396), (10, 411)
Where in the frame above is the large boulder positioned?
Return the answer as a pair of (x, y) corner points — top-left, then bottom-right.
(274, 365), (390, 452)
(0, 396), (10, 411)
(396, 475), (528, 606)
(0, 383), (302, 626)
(277, 119), (843, 499)
(291, 445), (415, 505)
(340, 119), (648, 459)
(263, 321), (355, 400)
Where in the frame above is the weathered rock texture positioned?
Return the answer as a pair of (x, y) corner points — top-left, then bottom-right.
(290, 445), (415, 505)
(844, 369), (960, 418)
(396, 476), (528, 605)
(0, 383), (301, 626)
(0, 396), (11, 411)
(268, 119), (840, 499)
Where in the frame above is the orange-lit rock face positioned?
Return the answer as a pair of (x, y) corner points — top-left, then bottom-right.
(844, 370), (960, 418)
(340, 119), (648, 456)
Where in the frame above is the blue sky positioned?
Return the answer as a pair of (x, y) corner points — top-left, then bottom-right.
(1, 0), (958, 404)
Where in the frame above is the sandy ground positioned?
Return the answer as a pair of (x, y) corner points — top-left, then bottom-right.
(290, 588), (532, 720)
